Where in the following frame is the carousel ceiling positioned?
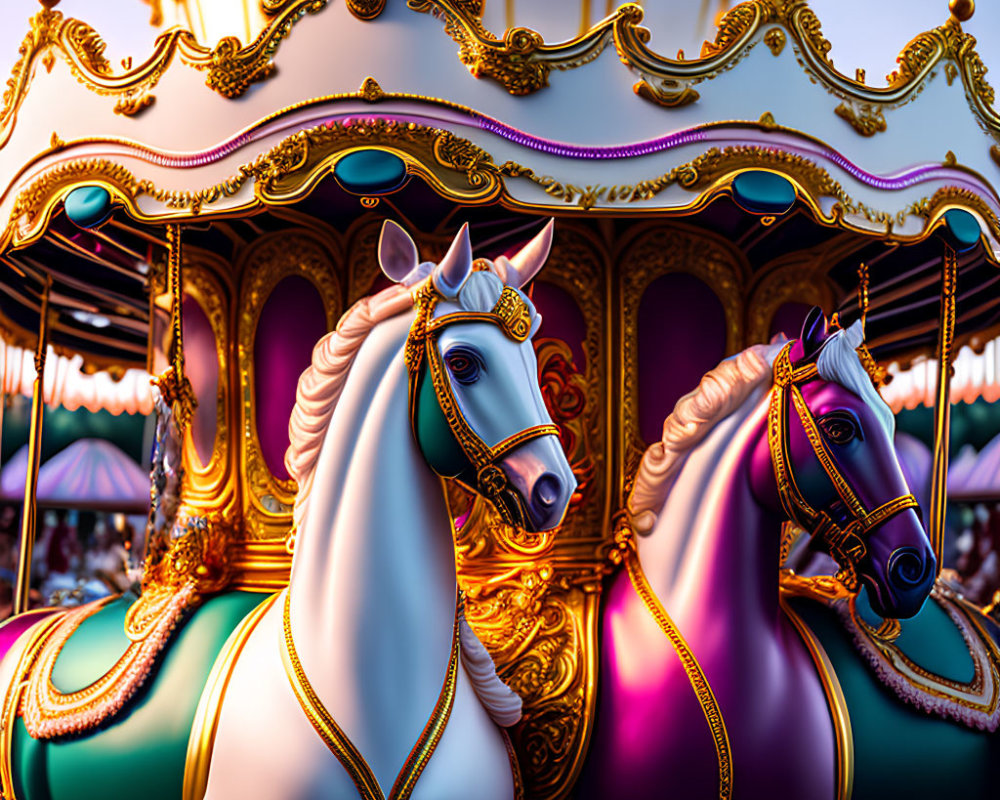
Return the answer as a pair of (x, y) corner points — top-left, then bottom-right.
(0, 0), (997, 372)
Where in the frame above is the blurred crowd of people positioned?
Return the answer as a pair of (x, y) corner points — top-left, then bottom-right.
(953, 501), (1000, 607)
(0, 504), (143, 619)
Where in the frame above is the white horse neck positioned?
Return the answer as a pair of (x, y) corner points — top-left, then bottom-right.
(637, 388), (785, 646)
(288, 311), (459, 785)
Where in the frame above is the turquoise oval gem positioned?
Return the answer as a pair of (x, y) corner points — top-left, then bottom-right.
(941, 208), (980, 252)
(334, 149), (407, 194)
(731, 170), (796, 215)
(64, 185), (112, 228)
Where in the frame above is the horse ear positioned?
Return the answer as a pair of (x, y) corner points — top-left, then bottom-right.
(432, 223), (472, 298)
(799, 306), (829, 358)
(505, 219), (554, 288)
(378, 220), (419, 284)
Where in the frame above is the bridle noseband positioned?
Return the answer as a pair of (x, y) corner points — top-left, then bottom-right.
(767, 342), (919, 591)
(405, 280), (559, 528)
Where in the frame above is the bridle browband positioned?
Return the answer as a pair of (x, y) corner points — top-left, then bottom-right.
(767, 342), (918, 591)
(404, 279), (559, 528)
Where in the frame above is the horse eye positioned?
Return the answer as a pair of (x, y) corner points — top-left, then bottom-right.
(444, 347), (482, 385)
(818, 410), (862, 445)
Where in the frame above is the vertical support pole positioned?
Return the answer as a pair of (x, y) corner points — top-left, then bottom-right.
(14, 279), (51, 615)
(929, 245), (957, 575)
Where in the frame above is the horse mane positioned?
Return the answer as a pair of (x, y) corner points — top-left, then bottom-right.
(284, 271), (532, 727)
(628, 344), (775, 533)
(285, 283), (415, 531)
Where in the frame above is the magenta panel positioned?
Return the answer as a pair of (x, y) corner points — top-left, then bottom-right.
(530, 281), (587, 371)
(637, 273), (726, 444)
(182, 296), (219, 469)
(769, 301), (813, 342)
(254, 277), (328, 481)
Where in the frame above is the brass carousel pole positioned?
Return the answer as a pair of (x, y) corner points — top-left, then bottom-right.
(14, 277), (52, 615)
(929, 245), (957, 576)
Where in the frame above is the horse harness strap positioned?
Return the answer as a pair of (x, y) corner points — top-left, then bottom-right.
(405, 282), (559, 527)
(281, 590), (460, 800)
(768, 343), (918, 590)
(613, 521), (733, 800)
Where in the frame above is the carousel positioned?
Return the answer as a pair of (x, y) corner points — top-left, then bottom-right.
(0, 0), (998, 797)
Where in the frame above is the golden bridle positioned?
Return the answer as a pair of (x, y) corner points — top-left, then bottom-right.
(767, 341), (919, 591)
(403, 276), (560, 528)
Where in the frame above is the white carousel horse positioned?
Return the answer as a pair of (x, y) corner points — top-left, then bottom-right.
(201, 219), (575, 799)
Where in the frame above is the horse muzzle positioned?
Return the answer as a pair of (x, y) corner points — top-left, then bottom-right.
(498, 434), (576, 532)
(862, 511), (936, 619)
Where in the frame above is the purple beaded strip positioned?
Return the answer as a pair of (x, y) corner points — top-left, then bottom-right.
(90, 101), (971, 195)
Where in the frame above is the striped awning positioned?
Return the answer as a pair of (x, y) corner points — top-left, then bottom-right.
(0, 336), (153, 416)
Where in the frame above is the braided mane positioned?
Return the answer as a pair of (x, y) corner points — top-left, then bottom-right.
(284, 284), (415, 531)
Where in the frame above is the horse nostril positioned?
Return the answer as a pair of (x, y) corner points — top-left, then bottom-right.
(532, 473), (561, 509)
(888, 547), (927, 590)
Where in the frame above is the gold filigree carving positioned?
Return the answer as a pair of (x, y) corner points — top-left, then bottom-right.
(346, 0), (387, 20)
(746, 257), (836, 345)
(618, 223), (747, 476)
(907, 186), (1000, 239)
(408, 0), (619, 95)
(632, 80), (699, 109)
(0, 1), (329, 146)
(186, 0), (330, 99)
(359, 75), (385, 102)
(499, 161), (678, 211)
(764, 27), (786, 56)
(236, 229), (341, 540)
(501, 145), (849, 218)
(758, 110), (778, 129)
(835, 101), (887, 136)
(408, 0), (1000, 138)
(4, 119), (501, 249)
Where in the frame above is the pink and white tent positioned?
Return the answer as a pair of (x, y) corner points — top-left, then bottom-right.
(0, 439), (148, 512)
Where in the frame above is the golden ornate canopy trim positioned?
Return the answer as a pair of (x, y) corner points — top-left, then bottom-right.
(0, 0), (329, 145)
(3, 117), (501, 250)
(500, 145), (1000, 250)
(409, 1), (1000, 136)
(833, 584), (1000, 731)
(5, 119), (998, 257)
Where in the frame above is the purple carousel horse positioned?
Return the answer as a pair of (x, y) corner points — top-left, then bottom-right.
(580, 309), (936, 799)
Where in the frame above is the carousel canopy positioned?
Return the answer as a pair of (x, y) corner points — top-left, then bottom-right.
(0, 0), (996, 371)
(0, 437), (149, 512)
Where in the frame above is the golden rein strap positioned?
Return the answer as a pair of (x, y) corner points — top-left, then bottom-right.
(404, 282), (559, 527)
(768, 343), (918, 590)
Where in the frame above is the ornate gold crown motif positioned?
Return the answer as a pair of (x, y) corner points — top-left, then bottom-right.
(491, 286), (532, 342)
